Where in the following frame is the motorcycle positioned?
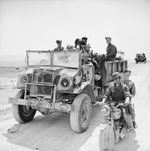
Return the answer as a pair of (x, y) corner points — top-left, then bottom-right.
(99, 101), (134, 151)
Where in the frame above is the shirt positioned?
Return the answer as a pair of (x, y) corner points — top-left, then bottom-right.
(124, 80), (136, 97)
(53, 46), (64, 52)
(103, 83), (131, 102)
(105, 43), (117, 61)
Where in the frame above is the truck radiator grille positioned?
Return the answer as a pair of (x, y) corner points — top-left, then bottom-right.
(31, 85), (52, 95)
(28, 70), (54, 96)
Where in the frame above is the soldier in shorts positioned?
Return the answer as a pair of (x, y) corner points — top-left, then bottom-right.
(124, 69), (137, 128)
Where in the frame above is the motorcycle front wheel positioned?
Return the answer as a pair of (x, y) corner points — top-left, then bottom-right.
(99, 124), (115, 151)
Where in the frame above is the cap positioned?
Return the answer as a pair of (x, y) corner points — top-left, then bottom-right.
(82, 37), (88, 40)
(112, 72), (121, 80)
(56, 40), (62, 44)
(105, 37), (111, 40)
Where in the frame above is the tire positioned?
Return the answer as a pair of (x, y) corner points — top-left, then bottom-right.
(12, 89), (36, 123)
(99, 124), (115, 151)
(70, 94), (92, 133)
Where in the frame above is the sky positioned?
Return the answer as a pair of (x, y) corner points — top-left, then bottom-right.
(0, 0), (150, 65)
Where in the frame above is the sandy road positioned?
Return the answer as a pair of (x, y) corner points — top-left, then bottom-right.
(0, 62), (150, 151)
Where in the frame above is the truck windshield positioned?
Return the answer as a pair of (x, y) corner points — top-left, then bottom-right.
(27, 51), (51, 66)
(52, 51), (80, 68)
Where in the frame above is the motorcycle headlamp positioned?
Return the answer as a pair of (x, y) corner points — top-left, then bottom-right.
(101, 106), (110, 117)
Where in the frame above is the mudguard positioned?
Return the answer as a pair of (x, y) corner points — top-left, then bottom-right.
(73, 82), (96, 102)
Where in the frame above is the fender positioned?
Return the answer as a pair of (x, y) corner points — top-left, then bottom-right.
(73, 82), (95, 102)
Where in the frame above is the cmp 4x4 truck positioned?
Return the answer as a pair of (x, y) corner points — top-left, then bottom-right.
(9, 50), (128, 133)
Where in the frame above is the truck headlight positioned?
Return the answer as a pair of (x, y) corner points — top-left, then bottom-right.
(60, 78), (70, 88)
(21, 75), (28, 83)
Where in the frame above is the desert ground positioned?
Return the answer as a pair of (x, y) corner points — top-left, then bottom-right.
(0, 62), (150, 151)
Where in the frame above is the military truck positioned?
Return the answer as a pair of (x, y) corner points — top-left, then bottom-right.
(135, 53), (147, 63)
(9, 50), (127, 133)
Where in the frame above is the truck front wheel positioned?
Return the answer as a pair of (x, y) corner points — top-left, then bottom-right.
(12, 89), (36, 123)
(70, 94), (92, 133)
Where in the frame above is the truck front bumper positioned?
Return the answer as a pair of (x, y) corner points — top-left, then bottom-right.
(8, 97), (72, 113)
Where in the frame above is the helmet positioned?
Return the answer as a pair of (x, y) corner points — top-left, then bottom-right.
(82, 37), (88, 40)
(112, 72), (121, 80)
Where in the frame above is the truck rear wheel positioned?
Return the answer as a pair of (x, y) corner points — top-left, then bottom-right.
(70, 94), (92, 133)
(12, 89), (36, 123)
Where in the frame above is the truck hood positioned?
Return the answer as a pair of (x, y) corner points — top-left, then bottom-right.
(20, 66), (63, 74)
(58, 68), (79, 77)
(19, 66), (78, 77)
(19, 68), (34, 75)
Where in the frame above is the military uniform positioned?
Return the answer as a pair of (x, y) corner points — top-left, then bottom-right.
(103, 83), (131, 102)
(53, 40), (64, 52)
(102, 72), (137, 128)
(105, 43), (117, 61)
(80, 37), (88, 52)
(124, 80), (136, 97)
(53, 46), (64, 52)
(124, 78), (136, 125)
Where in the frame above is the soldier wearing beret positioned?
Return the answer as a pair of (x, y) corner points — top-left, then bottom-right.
(105, 37), (117, 61)
(81, 37), (88, 46)
(74, 38), (81, 49)
(80, 37), (88, 52)
(53, 40), (64, 52)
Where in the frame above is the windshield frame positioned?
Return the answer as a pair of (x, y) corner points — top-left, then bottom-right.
(26, 50), (51, 67)
(51, 50), (82, 69)
(26, 50), (81, 69)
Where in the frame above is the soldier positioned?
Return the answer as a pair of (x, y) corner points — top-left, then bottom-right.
(105, 37), (117, 61)
(80, 37), (89, 52)
(74, 38), (81, 49)
(81, 37), (88, 46)
(124, 69), (137, 128)
(124, 69), (136, 97)
(99, 72), (137, 128)
(101, 72), (131, 105)
(53, 40), (64, 51)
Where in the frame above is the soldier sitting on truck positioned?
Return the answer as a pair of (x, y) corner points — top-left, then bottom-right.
(74, 38), (82, 49)
(80, 37), (88, 46)
(53, 40), (64, 51)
